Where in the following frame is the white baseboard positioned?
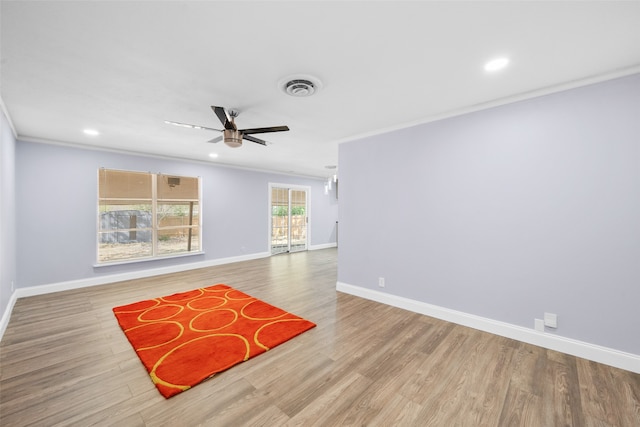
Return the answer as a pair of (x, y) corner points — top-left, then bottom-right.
(336, 281), (640, 374)
(14, 246), (335, 300)
(0, 291), (19, 341)
(1, 248), (344, 341)
(308, 242), (337, 251)
(0, 252), (271, 342)
(14, 251), (271, 299)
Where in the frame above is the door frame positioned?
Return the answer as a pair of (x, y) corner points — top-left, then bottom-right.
(268, 183), (311, 254)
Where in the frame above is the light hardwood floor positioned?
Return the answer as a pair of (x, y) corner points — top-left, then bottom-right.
(1, 248), (638, 426)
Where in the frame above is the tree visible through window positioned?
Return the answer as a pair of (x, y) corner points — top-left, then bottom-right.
(98, 168), (201, 263)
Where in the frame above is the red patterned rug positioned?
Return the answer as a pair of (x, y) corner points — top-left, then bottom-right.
(113, 284), (316, 398)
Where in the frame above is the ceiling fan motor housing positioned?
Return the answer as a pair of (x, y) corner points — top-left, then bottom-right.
(223, 129), (243, 148)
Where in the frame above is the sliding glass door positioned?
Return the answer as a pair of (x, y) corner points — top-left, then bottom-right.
(270, 185), (308, 255)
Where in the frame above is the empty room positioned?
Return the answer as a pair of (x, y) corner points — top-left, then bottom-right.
(1, 1), (639, 426)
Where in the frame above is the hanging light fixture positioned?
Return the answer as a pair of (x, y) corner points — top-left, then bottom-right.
(324, 165), (336, 196)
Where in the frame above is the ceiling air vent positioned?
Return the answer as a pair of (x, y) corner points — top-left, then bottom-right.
(284, 79), (315, 97)
(279, 75), (322, 97)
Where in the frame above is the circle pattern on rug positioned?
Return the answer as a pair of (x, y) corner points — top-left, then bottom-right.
(113, 284), (316, 398)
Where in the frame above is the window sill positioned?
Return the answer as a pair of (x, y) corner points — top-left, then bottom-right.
(93, 251), (205, 268)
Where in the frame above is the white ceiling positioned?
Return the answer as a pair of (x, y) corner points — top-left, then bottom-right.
(2, 1), (640, 178)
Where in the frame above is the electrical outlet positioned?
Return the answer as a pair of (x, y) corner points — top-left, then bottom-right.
(378, 277), (385, 288)
(544, 312), (558, 328)
(534, 318), (544, 332)
(11, 281), (15, 292)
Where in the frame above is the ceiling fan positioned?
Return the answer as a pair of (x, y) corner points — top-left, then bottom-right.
(165, 106), (289, 148)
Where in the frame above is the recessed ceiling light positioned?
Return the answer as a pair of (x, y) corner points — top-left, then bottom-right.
(209, 153), (219, 159)
(83, 129), (100, 136)
(484, 57), (510, 72)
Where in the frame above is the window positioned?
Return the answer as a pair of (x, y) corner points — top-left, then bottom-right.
(98, 168), (201, 263)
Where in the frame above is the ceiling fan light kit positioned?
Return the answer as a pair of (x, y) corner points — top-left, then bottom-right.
(223, 129), (243, 148)
(165, 105), (289, 149)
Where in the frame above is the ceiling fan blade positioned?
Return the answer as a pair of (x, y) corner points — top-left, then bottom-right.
(242, 134), (267, 146)
(240, 126), (290, 135)
(164, 120), (220, 132)
(207, 135), (223, 144)
(211, 106), (237, 131)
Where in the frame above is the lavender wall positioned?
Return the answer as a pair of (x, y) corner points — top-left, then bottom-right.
(338, 73), (640, 355)
(15, 142), (337, 288)
(1, 109), (17, 321)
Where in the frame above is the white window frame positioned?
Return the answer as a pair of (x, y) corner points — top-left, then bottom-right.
(96, 168), (203, 265)
(268, 183), (310, 254)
